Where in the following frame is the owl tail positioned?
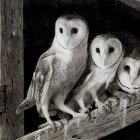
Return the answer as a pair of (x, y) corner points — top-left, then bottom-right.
(16, 99), (36, 114)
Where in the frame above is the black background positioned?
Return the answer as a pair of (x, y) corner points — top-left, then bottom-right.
(24, 0), (140, 139)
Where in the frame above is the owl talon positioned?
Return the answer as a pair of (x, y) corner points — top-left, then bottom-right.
(117, 92), (136, 105)
(38, 120), (65, 131)
(95, 101), (112, 114)
(107, 97), (119, 108)
(87, 104), (92, 111)
(73, 112), (88, 118)
(38, 122), (55, 130)
(130, 93), (137, 104)
(79, 107), (89, 113)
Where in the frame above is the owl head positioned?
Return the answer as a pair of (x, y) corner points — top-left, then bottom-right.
(117, 47), (140, 93)
(90, 34), (123, 69)
(55, 15), (89, 49)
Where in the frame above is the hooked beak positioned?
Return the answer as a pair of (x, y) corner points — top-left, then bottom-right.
(64, 31), (70, 46)
(64, 37), (70, 46)
(101, 54), (107, 65)
(130, 74), (137, 85)
(130, 77), (134, 84)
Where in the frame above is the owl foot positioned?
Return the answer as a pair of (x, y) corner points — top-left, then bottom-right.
(95, 101), (112, 115)
(105, 97), (119, 112)
(73, 112), (88, 118)
(38, 122), (55, 130)
(38, 120), (67, 131)
(79, 104), (92, 113)
(79, 107), (89, 113)
(114, 91), (136, 105)
(102, 97), (119, 114)
(95, 101), (105, 113)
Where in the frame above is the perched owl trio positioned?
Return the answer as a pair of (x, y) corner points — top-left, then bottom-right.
(16, 15), (140, 130)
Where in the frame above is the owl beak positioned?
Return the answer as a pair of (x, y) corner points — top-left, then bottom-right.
(130, 75), (137, 84)
(64, 37), (70, 46)
(101, 55), (107, 65)
(130, 78), (134, 84)
(132, 80), (137, 86)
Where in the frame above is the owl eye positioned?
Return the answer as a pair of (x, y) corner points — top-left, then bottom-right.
(124, 65), (130, 71)
(109, 47), (114, 53)
(59, 28), (63, 33)
(96, 48), (100, 53)
(71, 28), (78, 34)
(138, 69), (140, 75)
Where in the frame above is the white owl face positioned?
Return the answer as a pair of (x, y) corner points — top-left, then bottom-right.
(117, 58), (140, 92)
(55, 16), (88, 49)
(90, 35), (123, 69)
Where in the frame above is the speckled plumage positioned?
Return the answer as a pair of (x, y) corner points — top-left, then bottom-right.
(16, 15), (89, 129)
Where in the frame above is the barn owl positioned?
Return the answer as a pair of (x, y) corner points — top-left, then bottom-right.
(16, 15), (89, 129)
(108, 47), (140, 102)
(73, 34), (124, 113)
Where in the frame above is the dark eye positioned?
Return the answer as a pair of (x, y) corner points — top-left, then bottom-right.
(109, 47), (114, 53)
(59, 28), (63, 33)
(138, 69), (140, 75)
(71, 28), (78, 34)
(96, 48), (100, 53)
(124, 65), (130, 71)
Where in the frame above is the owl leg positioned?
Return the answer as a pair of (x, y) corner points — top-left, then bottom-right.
(54, 93), (87, 119)
(113, 91), (136, 105)
(94, 98), (105, 112)
(90, 92), (109, 113)
(39, 99), (55, 130)
(38, 86), (55, 130)
(75, 92), (89, 113)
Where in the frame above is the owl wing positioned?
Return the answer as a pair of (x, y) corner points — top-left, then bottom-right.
(16, 48), (56, 114)
(105, 72), (116, 90)
(107, 75), (120, 95)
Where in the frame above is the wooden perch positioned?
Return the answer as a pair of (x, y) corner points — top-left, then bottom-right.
(17, 92), (140, 140)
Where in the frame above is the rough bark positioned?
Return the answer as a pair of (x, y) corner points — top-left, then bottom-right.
(0, 0), (24, 139)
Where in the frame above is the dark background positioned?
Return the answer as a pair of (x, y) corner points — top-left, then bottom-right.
(24, 0), (140, 139)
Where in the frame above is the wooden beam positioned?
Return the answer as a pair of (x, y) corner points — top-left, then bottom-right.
(17, 92), (140, 140)
(0, 0), (24, 139)
(118, 0), (140, 12)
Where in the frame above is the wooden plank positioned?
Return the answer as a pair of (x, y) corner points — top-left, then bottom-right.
(17, 92), (140, 140)
(118, 0), (140, 12)
(0, 86), (6, 113)
(0, 0), (24, 139)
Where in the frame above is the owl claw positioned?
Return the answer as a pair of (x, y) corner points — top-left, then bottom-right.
(73, 112), (88, 118)
(79, 104), (92, 113)
(130, 93), (137, 104)
(96, 102), (105, 113)
(115, 91), (136, 105)
(87, 104), (92, 111)
(38, 122), (55, 130)
(95, 101), (112, 115)
(107, 97), (119, 108)
(79, 108), (89, 113)
(38, 120), (65, 131)
(79, 107), (90, 113)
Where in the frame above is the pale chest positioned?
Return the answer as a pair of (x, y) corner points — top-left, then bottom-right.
(93, 67), (114, 83)
(52, 52), (87, 83)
